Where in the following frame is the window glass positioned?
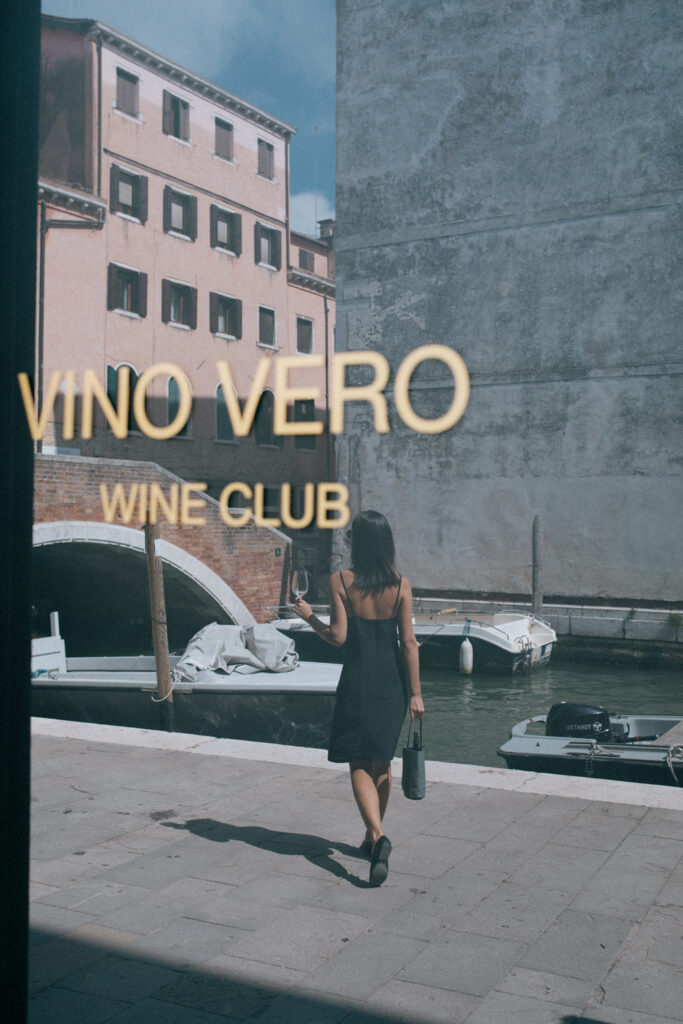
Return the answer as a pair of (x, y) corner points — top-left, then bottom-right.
(259, 307), (275, 347)
(116, 69), (138, 116)
(215, 119), (233, 160)
(296, 317), (313, 354)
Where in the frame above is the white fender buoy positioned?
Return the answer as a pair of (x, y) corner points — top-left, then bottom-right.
(459, 637), (473, 674)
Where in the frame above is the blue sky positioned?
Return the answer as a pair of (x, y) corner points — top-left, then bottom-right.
(41, 0), (336, 236)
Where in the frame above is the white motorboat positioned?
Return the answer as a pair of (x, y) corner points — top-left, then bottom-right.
(498, 701), (683, 786)
(272, 601), (556, 672)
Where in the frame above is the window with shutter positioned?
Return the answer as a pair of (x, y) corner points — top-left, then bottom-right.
(110, 165), (148, 223)
(215, 119), (234, 160)
(162, 280), (195, 329)
(254, 391), (281, 447)
(164, 188), (196, 239)
(116, 69), (139, 117)
(163, 90), (189, 140)
(255, 224), (281, 269)
(296, 317), (313, 354)
(298, 248), (315, 273)
(107, 264), (147, 317)
(258, 307), (276, 348)
(257, 139), (275, 178)
(211, 206), (241, 254)
(210, 293), (242, 339)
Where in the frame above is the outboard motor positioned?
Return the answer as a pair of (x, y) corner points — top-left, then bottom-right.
(546, 702), (611, 742)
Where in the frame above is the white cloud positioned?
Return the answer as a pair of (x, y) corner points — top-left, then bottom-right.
(290, 191), (335, 236)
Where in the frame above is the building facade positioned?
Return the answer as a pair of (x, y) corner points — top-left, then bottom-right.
(36, 15), (335, 590)
(335, 0), (681, 605)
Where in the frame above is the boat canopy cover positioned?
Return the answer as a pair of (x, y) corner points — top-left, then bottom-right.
(173, 623), (299, 681)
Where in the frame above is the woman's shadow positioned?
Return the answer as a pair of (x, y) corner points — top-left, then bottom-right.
(162, 818), (374, 888)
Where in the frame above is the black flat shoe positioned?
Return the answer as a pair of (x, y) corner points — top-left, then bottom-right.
(360, 839), (373, 857)
(369, 836), (391, 886)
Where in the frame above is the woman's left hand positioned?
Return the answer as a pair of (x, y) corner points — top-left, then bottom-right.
(292, 597), (313, 621)
(409, 694), (425, 720)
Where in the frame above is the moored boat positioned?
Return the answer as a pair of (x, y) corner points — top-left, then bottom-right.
(31, 622), (340, 748)
(498, 701), (683, 786)
(271, 602), (556, 672)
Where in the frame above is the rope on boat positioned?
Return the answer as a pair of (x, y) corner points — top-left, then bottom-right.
(150, 687), (174, 703)
(666, 745), (683, 786)
(584, 742), (602, 777)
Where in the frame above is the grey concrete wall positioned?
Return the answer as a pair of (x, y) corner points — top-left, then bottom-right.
(335, 0), (682, 602)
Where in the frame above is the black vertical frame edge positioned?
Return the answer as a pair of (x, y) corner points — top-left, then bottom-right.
(1, 1), (40, 1020)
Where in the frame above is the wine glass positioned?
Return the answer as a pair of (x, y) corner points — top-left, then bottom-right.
(291, 569), (310, 601)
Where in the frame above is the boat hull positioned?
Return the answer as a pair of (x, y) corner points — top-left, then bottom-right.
(31, 683), (335, 748)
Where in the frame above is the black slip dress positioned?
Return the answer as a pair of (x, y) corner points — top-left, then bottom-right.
(327, 572), (409, 763)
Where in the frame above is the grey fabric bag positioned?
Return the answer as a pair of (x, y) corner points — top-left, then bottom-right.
(401, 719), (425, 800)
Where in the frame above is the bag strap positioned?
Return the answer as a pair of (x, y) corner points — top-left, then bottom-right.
(406, 717), (423, 749)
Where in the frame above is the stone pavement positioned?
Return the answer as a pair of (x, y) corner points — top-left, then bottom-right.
(29, 719), (683, 1024)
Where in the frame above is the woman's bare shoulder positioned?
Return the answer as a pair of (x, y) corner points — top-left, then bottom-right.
(328, 570), (352, 591)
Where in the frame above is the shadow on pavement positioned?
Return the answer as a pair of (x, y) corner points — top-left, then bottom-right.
(29, 926), (416, 1023)
(163, 817), (373, 887)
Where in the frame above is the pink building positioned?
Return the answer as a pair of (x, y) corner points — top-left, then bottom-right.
(36, 14), (335, 585)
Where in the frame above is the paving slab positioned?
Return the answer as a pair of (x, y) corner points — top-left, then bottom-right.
(28, 720), (683, 1024)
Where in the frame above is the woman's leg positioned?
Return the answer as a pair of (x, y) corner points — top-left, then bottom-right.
(350, 760), (391, 846)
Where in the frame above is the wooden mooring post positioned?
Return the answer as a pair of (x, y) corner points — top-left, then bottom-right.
(144, 522), (174, 729)
(532, 515), (543, 616)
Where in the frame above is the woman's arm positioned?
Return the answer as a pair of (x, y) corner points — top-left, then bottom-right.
(397, 577), (424, 719)
(292, 573), (348, 648)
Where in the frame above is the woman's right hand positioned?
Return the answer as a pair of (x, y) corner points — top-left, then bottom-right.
(409, 694), (424, 720)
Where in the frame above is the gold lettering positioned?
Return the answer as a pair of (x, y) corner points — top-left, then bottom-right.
(99, 483), (139, 523)
(316, 482), (350, 529)
(219, 483), (252, 527)
(280, 483), (315, 529)
(330, 351), (390, 434)
(253, 483), (281, 528)
(148, 483), (179, 525)
(82, 367), (129, 439)
(273, 356), (324, 436)
(180, 482), (207, 525)
(394, 344), (470, 433)
(216, 358), (271, 436)
(17, 371), (61, 441)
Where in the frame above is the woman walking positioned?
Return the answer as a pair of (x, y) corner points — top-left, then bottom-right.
(293, 510), (424, 886)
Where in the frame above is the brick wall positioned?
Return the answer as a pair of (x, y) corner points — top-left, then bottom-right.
(33, 454), (291, 620)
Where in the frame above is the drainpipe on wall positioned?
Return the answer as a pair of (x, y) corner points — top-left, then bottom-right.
(284, 133), (291, 272)
(96, 32), (103, 196)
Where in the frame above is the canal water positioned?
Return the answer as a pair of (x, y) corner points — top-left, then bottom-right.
(422, 660), (683, 768)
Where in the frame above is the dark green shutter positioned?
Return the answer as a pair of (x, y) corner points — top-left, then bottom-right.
(137, 176), (148, 223)
(188, 196), (197, 240)
(188, 287), (197, 329)
(254, 222), (261, 263)
(137, 273), (148, 318)
(163, 186), (171, 232)
(234, 299), (243, 339)
(232, 214), (242, 255)
(161, 279), (171, 323)
(162, 90), (172, 134)
(272, 230), (282, 270)
(210, 205), (218, 248)
(109, 164), (120, 213)
(107, 264), (118, 309)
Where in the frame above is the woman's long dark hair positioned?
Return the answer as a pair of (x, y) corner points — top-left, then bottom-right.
(350, 510), (400, 592)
